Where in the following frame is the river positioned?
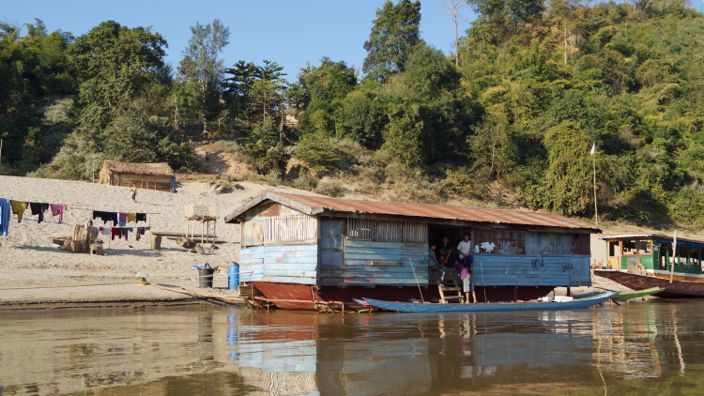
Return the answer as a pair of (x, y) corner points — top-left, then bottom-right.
(1, 301), (703, 395)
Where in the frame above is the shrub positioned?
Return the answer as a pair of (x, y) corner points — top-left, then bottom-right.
(315, 180), (344, 197)
(292, 132), (344, 175)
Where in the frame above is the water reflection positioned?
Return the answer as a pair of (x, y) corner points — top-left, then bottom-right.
(1, 301), (704, 395)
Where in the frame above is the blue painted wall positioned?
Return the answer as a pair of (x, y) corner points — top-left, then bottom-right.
(472, 254), (591, 287)
(238, 244), (318, 285)
(318, 239), (429, 286)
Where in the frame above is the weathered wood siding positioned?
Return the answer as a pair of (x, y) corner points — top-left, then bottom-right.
(525, 232), (590, 255)
(318, 240), (429, 286)
(472, 254), (591, 286)
(238, 244), (318, 285)
(240, 202), (317, 247)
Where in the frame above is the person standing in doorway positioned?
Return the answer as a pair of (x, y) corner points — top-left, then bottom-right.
(457, 233), (473, 268)
(457, 233), (476, 303)
(439, 236), (453, 266)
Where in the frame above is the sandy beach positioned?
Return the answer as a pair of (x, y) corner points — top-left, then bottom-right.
(0, 175), (631, 309)
(0, 175), (313, 308)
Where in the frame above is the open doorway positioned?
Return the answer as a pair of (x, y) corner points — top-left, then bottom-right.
(428, 225), (472, 266)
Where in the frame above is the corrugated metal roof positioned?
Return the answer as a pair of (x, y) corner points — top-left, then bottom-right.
(226, 191), (599, 232)
(599, 233), (704, 245)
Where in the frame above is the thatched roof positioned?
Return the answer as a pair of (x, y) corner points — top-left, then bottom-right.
(101, 160), (174, 176)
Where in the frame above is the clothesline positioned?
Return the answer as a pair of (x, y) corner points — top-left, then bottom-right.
(71, 205), (161, 215)
(0, 199), (161, 215)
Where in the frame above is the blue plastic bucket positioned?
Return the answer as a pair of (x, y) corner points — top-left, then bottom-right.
(228, 264), (240, 290)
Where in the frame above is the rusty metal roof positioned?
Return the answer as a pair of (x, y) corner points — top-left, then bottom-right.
(226, 191), (600, 232)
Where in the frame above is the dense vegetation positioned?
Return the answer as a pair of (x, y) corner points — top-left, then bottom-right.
(1, 1), (704, 229)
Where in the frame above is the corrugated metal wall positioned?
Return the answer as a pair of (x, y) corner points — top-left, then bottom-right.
(590, 234), (608, 268)
(473, 254), (591, 286)
(318, 239), (429, 286)
(238, 244), (318, 285)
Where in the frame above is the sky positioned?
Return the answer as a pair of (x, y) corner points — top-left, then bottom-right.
(5, 1), (704, 81)
(2, 0), (478, 81)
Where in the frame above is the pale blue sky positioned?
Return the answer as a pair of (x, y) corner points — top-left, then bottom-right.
(2, 0), (477, 80)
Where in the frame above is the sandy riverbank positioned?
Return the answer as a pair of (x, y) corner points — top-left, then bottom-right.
(0, 175), (633, 310)
(0, 175), (311, 309)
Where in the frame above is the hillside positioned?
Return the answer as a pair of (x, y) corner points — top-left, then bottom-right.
(1, 1), (703, 234)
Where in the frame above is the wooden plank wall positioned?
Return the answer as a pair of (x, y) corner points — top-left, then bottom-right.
(318, 239), (429, 286)
(264, 215), (317, 243)
(346, 218), (427, 243)
(472, 254), (591, 286)
(241, 203), (317, 247)
(238, 244), (318, 285)
(525, 232), (590, 255)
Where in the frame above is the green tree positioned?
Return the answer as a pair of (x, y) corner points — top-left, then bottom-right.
(381, 102), (424, 169)
(363, 0), (421, 81)
(177, 19), (230, 135)
(297, 58), (357, 135)
(240, 117), (285, 175)
(224, 60), (259, 120)
(0, 20), (76, 168)
(249, 60), (287, 123)
(336, 90), (387, 149)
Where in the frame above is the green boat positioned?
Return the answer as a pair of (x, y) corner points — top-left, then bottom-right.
(611, 287), (664, 301)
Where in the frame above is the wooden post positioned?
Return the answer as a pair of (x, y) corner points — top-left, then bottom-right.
(0, 137), (3, 167)
(670, 230), (678, 284)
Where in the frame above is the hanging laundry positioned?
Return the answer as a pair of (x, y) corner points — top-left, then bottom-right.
(93, 211), (118, 225)
(90, 227), (100, 240)
(29, 203), (49, 223)
(127, 212), (137, 224)
(111, 227), (121, 240)
(0, 198), (10, 237)
(118, 212), (127, 227)
(102, 227), (111, 236)
(136, 213), (147, 223)
(10, 200), (28, 223)
(122, 228), (129, 240)
(50, 204), (67, 223)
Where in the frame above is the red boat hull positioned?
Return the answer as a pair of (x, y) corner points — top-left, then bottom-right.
(251, 282), (554, 310)
(595, 269), (704, 298)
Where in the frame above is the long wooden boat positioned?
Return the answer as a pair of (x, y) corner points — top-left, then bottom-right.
(595, 269), (704, 298)
(571, 290), (601, 299)
(611, 286), (664, 301)
(359, 291), (617, 313)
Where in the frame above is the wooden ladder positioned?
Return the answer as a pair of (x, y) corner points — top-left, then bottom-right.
(438, 280), (465, 304)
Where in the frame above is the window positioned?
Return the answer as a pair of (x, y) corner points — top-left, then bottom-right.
(623, 240), (651, 255)
(347, 218), (427, 243)
(264, 215), (317, 243)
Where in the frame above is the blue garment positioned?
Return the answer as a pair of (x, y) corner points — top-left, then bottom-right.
(0, 198), (10, 237)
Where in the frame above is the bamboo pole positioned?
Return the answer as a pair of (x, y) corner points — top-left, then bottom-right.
(408, 257), (425, 303)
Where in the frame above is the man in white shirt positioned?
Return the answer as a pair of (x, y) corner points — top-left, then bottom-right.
(457, 233), (473, 265)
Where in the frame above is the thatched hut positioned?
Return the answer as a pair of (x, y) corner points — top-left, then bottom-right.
(98, 160), (174, 191)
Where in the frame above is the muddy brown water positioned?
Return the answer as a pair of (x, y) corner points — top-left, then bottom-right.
(1, 301), (704, 395)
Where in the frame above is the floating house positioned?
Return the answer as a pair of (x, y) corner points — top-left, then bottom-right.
(225, 192), (600, 309)
(98, 160), (175, 192)
(595, 233), (704, 297)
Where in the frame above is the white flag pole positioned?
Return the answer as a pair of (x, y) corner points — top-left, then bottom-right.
(670, 230), (678, 284)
